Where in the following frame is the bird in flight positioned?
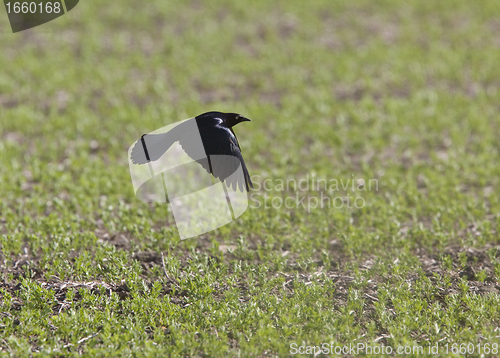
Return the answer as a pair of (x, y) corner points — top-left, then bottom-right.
(130, 111), (253, 192)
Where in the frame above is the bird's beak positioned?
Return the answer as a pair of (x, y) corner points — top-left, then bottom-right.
(240, 116), (251, 122)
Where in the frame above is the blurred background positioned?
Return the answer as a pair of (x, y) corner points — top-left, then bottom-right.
(1, 0), (500, 355)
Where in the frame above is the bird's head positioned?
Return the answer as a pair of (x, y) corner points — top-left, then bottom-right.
(195, 111), (251, 128)
(224, 113), (251, 128)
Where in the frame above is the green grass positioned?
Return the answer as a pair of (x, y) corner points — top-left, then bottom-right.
(1, 0), (500, 356)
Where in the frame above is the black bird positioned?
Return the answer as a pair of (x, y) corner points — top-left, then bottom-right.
(130, 111), (253, 192)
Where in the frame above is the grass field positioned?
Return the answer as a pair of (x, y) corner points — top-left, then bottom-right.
(1, 0), (500, 356)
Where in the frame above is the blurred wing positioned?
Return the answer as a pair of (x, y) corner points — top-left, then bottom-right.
(130, 132), (173, 164)
(130, 119), (198, 164)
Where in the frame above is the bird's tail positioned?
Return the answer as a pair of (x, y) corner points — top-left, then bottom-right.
(130, 132), (175, 164)
(242, 160), (254, 191)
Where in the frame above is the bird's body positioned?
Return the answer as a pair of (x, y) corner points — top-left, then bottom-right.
(130, 111), (253, 192)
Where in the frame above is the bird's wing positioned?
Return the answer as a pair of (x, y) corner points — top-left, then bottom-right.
(229, 128), (241, 151)
(130, 132), (173, 164)
(181, 126), (253, 192)
(130, 119), (199, 164)
(227, 127), (253, 192)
